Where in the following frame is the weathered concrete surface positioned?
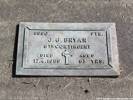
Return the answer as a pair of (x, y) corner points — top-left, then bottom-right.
(0, 0), (133, 100)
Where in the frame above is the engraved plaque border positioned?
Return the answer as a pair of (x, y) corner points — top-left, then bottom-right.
(16, 22), (120, 76)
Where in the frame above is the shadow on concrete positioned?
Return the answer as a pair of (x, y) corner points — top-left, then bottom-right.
(12, 24), (19, 78)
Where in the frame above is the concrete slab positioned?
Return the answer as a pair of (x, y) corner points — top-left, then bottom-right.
(16, 22), (119, 76)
